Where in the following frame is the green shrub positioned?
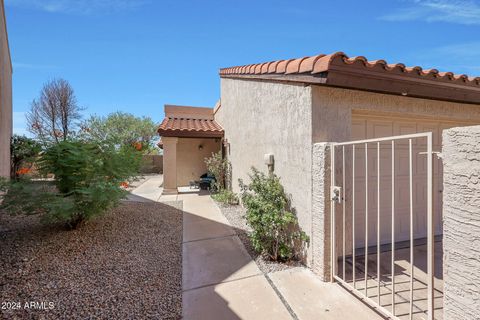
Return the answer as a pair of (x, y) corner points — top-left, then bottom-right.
(1, 140), (141, 229)
(205, 151), (231, 191)
(11, 135), (41, 180)
(205, 151), (239, 205)
(239, 167), (309, 262)
(212, 189), (239, 205)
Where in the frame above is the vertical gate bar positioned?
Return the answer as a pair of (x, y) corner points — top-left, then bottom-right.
(409, 139), (414, 320)
(343, 146), (346, 281)
(391, 140), (396, 315)
(365, 143), (369, 296)
(352, 145), (356, 288)
(427, 133), (434, 320)
(377, 142), (381, 305)
(331, 145), (336, 282)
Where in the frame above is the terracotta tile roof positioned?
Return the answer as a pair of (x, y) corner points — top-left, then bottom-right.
(219, 52), (480, 104)
(220, 51), (480, 85)
(159, 117), (223, 133)
(158, 106), (224, 138)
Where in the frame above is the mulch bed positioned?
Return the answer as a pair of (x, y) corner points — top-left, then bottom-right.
(214, 201), (303, 275)
(0, 201), (183, 320)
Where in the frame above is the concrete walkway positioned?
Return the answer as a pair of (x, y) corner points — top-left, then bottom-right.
(129, 176), (385, 320)
(126, 174), (164, 202)
(179, 193), (292, 320)
(269, 268), (383, 320)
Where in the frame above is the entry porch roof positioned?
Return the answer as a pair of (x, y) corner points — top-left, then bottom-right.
(157, 105), (224, 138)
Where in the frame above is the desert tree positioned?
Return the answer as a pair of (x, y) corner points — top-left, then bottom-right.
(26, 79), (83, 144)
(81, 112), (158, 152)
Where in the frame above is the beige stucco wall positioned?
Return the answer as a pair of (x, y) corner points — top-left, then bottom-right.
(216, 78), (314, 265)
(162, 137), (178, 194)
(310, 85), (480, 277)
(0, 0), (12, 178)
(442, 125), (480, 320)
(311, 143), (333, 280)
(218, 78), (480, 275)
(176, 137), (221, 186)
(311, 86), (480, 143)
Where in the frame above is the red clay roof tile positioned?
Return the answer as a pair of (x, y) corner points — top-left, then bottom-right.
(219, 51), (480, 86)
(158, 116), (224, 138)
(298, 54), (325, 73)
(285, 56), (308, 74)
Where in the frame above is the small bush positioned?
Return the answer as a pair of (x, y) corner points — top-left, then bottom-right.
(239, 167), (309, 262)
(212, 189), (239, 205)
(11, 135), (41, 180)
(1, 140), (141, 229)
(205, 151), (231, 191)
(205, 151), (239, 205)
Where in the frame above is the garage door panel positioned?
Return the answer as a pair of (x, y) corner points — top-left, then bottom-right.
(396, 148), (411, 177)
(352, 119), (367, 140)
(367, 120), (393, 139)
(350, 115), (468, 247)
(393, 121), (418, 145)
(417, 123), (440, 147)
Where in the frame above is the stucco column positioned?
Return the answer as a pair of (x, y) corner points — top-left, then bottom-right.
(442, 125), (480, 320)
(311, 142), (333, 281)
(162, 137), (178, 195)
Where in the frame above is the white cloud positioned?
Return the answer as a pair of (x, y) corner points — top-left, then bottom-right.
(5, 0), (149, 15)
(380, 0), (480, 25)
(434, 42), (480, 57)
(419, 42), (480, 76)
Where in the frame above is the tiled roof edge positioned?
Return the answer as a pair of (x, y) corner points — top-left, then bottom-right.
(219, 51), (480, 86)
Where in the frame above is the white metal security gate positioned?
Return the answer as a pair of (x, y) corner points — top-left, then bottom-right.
(330, 132), (436, 320)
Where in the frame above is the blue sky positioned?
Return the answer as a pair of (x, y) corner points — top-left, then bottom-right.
(6, 0), (480, 135)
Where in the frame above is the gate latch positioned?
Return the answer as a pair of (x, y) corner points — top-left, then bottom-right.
(331, 186), (342, 204)
(418, 151), (443, 159)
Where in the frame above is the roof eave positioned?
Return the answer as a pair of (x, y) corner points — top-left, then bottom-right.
(325, 69), (480, 105)
(221, 71), (480, 105)
(220, 73), (327, 85)
(157, 130), (224, 139)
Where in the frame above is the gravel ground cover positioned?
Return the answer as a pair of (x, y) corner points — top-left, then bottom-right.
(0, 201), (182, 320)
(215, 201), (303, 274)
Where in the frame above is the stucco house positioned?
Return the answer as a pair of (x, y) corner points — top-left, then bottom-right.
(159, 52), (480, 319)
(0, 0), (12, 179)
(158, 105), (223, 194)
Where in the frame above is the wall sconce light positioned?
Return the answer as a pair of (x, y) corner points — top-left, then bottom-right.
(198, 144), (204, 150)
(264, 153), (275, 174)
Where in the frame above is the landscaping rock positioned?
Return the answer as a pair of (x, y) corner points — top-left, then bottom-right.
(0, 201), (182, 319)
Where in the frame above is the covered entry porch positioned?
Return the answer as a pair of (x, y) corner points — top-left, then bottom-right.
(158, 105), (223, 195)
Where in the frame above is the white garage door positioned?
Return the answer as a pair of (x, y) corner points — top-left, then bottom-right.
(351, 114), (473, 247)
